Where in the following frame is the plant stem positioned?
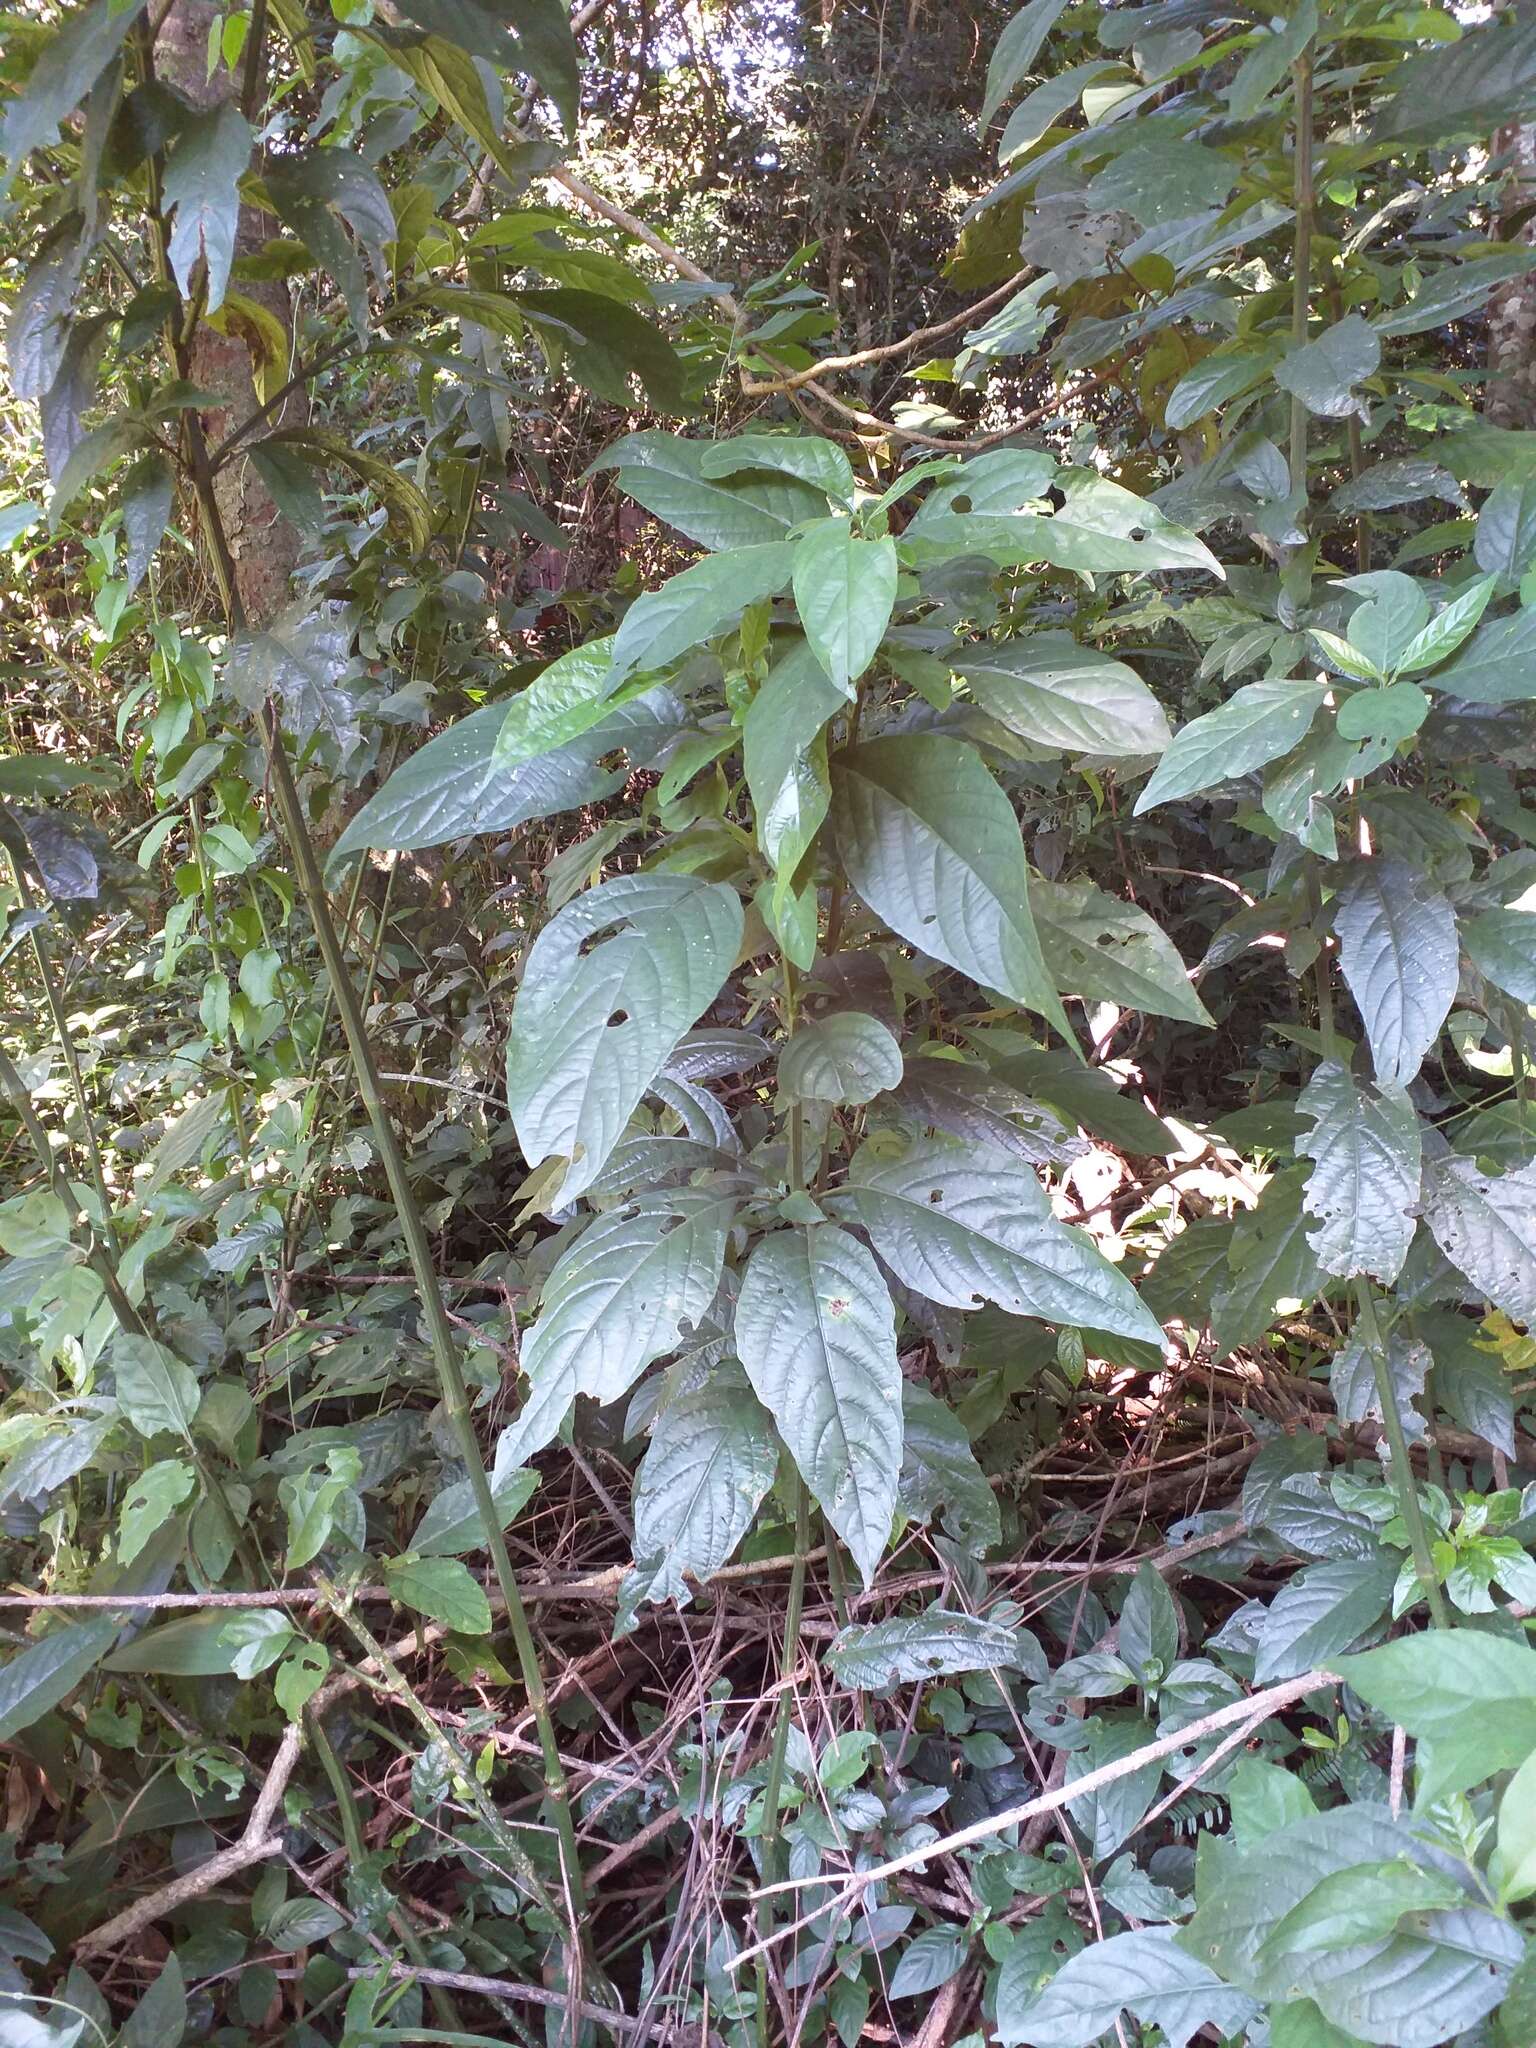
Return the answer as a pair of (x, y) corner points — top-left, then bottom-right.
(754, 1473), (811, 2047)
(1353, 1282), (1449, 1627)
(179, 432), (593, 1960)
(1289, 44), (1315, 494)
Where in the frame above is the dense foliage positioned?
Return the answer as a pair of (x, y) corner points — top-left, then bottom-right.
(6, 0), (1536, 2042)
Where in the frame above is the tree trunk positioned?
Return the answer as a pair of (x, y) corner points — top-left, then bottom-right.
(155, 1), (297, 625)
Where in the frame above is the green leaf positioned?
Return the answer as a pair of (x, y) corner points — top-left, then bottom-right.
(274, 1640), (329, 1718)
(829, 1134), (1164, 1346)
(1423, 1155), (1536, 1322)
(264, 1896), (345, 1953)
(1226, 1), (1316, 117)
(700, 432), (854, 506)
(906, 473), (1222, 577)
(1211, 1164), (1324, 1358)
(1164, 343), (1281, 430)
(1295, 1061), (1422, 1284)
(1029, 875), (1212, 1026)
(0, 1191), (72, 1258)
(1264, 1860), (1470, 1957)
(1119, 1559), (1179, 1681)
(117, 1458), (195, 1566)
(497, 1191), (733, 1468)
(953, 634), (1171, 757)
(505, 873), (743, 1207)
(734, 1224), (902, 1585)
(410, 1462), (538, 1558)
(981, 0), (1072, 125)
(1228, 1757), (1318, 1850)
(792, 521), (897, 697)
(1338, 1628), (1536, 1802)
(394, 0), (579, 131)
(1252, 1558), (1397, 1684)
(1463, 906), (1536, 1004)
(825, 1608), (1023, 1688)
(0, 0), (148, 192)
(1274, 315), (1381, 420)
(492, 634), (631, 768)
(7, 233), (84, 404)
(161, 102), (252, 315)
(225, 601), (361, 759)
(1493, 1746), (1536, 1903)
(1334, 858), (1457, 1090)
(610, 544), (793, 684)
(779, 1012), (903, 1104)
(1374, 11), (1536, 143)
(106, 1612), (262, 1676)
(743, 640), (841, 900)
(120, 455), (174, 597)
(1086, 139), (1236, 231)
(1001, 1929), (1257, 2048)
(833, 735), (1070, 1036)
(217, 1609), (295, 1679)
(619, 1363), (777, 1618)
(897, 1380), (1002, 1555)
(113, 1334), (200, 1442)
(1376, 252), (1536, 336)
(1334, 682), (1428, 747)
(889, 1927), (967, 2000)
(383, 1556), (492, 1634)
(119, 1953), (185, 2048)
(591, 430), (828, 549)
(1133, 678), (1328, 814)
(1425, 604), (1536, 703)
(0, 1620), (117, 1741)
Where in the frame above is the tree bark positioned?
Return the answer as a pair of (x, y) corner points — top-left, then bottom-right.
(154, 0), (298, 625)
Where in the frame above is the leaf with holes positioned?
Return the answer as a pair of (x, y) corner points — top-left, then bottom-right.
(825, 1608), (1024, 1688)
(1029, 875), (1212, 1026)
(734, 1225), (902, 1585)
(1295, 1061), (1422, 1283)
(954, 634), (1171, 758)
(829, 1135), (1163, 1346)
(505, 873), (743, 1207)
(1334, 859), (1457, 1090)
(1423, 1155), (1536, 1322)
(833, 735), (1069, 1036)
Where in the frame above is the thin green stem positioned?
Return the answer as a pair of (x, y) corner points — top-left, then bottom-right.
(1288, 45), (1315, 495)
(1353, 1282), (1449, 1628)
(754, 1474), (811, 2048)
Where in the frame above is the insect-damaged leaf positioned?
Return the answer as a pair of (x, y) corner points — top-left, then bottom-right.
(1295, 1061), (1422, 1283)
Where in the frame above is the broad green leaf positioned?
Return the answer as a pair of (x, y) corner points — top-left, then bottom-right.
(909, 448), (1057, 519)
(734, 1224), (902, 1585)
(274, 1640), (329, 1719)
(1275, 315), (1381, 420)
(410, 1462), (538, 1558)
(492, 634), (631, 767)
(225, 601), (360, 759)
(998, 60), (1120, 163)
(264, 1897), (344, 1953)
(1002, 1929), (1257, 2048)
(1119, 1560), (1178, 1682)
(829, 1134), (1164, 1346)
(1164, 343), (1281, 430)
(1329, 457), (1463, 515)
(825, 1608), (1022, 1688)
(331, 695), (674, 858)
(610, 544), (793, 683)
(395, 0), (579, 131)
(981, 0), (1072, 125)
(897, 1380), (1002, 1554)
(1086, 139), (1236, 230)
(7, 233), (84, 403)
(1335, 683), (1427, 748)
(1463, 905), (1536, 1004)
(591, 430), (828, 549)
(1295, 1061), (1421, 1284)
(833, 735), (1070, 1036)
(700, 432), (854, 506)
(1228, 1757), (1318, 1850)
(0, 0), (148, 192)
(161, 102), (252, 315)
(382, 1556), (491, 1634)
(1134, 678), (1328, 814)
(1493, 1746), (1536, 1903)
(1476, 480), (1536, 584)
(1374, 12), (1536, 142)
(0, 1416), (114, 1508)
(1334, 858), (1457, 1090)
(120, 455), (173, 597)
(779, 1011), (903, 1104)
(905, 473), (1222, 578)
(217, 1609), (295, 1679)
(1227, 1), (1315, 116)
(742, 640), (841, 901)
(1310, 630), (1387, 684)
(1211, 1164), (1324, 1358)
(1179, 1806), (1522, 2043)
(112, 1334), (200, 1441)
(107, 1612), (263, 1676)
(497, 1191), (733, 1468)
(1376, 253), (1536, 336)
(505, 873), (742, 1206)
(0, 1191), (72, 1258)
(1252, 1559), (1397, 1684)
(0, 1620), (117, 1741)
(1265, 1860), (1470, 1957)
(1029, 875), (1212, 1026)
(117, 1458), (195, 1566)
(893, 1053), (1081, 1168)
(888, 1927), (966, 2001)
(1423, 1155), (1536, 1322)
(954, 634), (1171, 757)
(1338, 1628), (1536, 1802)
(619, 1362), (777, 1618)
(515, 286), (685, 409)
(119, 1953), (185, 2048)
(792, 521), (897, 697)
(1426, 604), (1536, 703)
